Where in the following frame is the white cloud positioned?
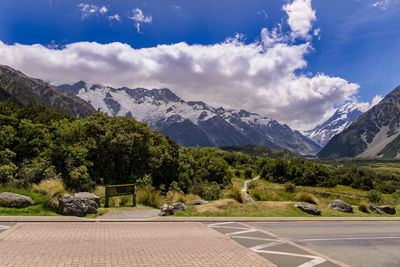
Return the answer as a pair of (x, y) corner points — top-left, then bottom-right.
(257, 9), (268, 19)
(108, 14), (121, 22)
(129, 8), (152, 33)
(0, 0), (364, 130)
(353, 95), (383, 112)
(77, 3), (108, 19)
(371, 0), (399, 10)
(283, 0), (316, 40)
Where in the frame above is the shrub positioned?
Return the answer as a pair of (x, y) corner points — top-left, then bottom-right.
(137, 185), (163, 208)
(229, 186), (243, 203)
(367, 189), (382, 204)
(284, 182), (296, 193)
(244, 168), (253, 179)
(295, 192), (318, 204)
(33, 178), (66, 210)
(358, 201), (369, 213)
(234, 170), (242, 178)
(190, 180), (221, 200)
(119, 195), (130, 206)
(391, 190), (400, 205)
(168, 181), (183, 194)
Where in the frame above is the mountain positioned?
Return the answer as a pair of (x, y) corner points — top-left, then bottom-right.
(318, 85), (400, 158)
(58, 81), (321, 155)
(304, 103), (363, 147)
(0, 65), (95, 118)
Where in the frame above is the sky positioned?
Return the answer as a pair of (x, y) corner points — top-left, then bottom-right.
(0, 0), (400, 130)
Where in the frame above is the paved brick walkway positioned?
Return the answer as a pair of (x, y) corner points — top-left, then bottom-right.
(0, 222), (275, 267)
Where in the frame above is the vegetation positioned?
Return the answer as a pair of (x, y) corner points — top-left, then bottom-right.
(295, 192), (318, 204)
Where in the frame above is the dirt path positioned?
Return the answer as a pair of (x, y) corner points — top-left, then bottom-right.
(241, 176), (259, 202)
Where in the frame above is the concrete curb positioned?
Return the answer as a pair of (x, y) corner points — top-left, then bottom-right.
(2, 216), (400, 222)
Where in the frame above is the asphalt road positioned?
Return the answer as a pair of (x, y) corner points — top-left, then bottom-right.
(248, 221), (400, 267)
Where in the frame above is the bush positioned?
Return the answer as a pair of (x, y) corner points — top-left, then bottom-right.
(391, 190), (400, 205)
(234, 170), (242, 177)
(367, 189), (382, 204)
(92, 185), (106, 206)
(33, 178), (66, 210)
(295, 192), (318, 204)
(119, 195), (130, 206)
(168, 181), (183, 194)
(358, 201), (369, 213)
(137, 185), (163, 208)
(190, 180), (221, 200)
(244, 168), (253, 179)
(284, 182), (296, 193)
(229, 186), (243, 203)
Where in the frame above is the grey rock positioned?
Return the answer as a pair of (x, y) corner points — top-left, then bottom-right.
(188, 199), (208, 205)
(0, 192), (34, 208)
(172, 202), (186, 211)
(369, 204), (385, 215)
(295, 202), (321, 215)
(243, 195), (255, 203)
(58, 194), (98, 217)
(329, 199), (353, 213)
(160, 204), (175, 216)
(74, 192), (101, 207)
(379, 205), (396, 215)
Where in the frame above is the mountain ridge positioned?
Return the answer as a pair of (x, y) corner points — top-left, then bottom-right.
(59, 81), (321, 155)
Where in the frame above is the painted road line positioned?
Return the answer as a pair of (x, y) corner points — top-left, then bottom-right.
(0, 225), (11, 230)
(208, 222), (336, 267)
(299, 236), (400, 242)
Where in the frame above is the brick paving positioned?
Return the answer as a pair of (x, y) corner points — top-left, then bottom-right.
(0, 222), (275, 267)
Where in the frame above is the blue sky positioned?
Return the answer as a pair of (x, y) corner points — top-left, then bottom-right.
(0, 0), (399, 129)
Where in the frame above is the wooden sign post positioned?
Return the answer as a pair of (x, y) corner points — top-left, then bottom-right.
(105, 184), (136, 208)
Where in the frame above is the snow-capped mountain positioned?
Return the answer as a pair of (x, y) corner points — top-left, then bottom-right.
(58, 82), (321, 155)
(304, 103), (363, 147)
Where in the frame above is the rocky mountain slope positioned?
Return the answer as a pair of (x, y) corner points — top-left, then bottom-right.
(318, 85), (400, 158)
(304, 103), (363, 147)
(59, 82), (321, 155)
(0, 65), (95, 118)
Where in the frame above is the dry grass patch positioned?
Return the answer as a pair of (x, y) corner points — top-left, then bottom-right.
(295, 192), (318, 204)
(33, 178), (66, 210)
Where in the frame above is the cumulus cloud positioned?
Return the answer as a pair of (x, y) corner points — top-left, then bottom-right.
(283, 0), (316, 40)
(353, 95), (383, 112)
(77, 3), (108, 19)
(129, 8), (152, 33)
(0, 0), (365, 130)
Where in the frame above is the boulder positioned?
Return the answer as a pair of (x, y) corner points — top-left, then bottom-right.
(58, 194), (98, 217)
(0, 192), (34, 208)
(379, 205), (396, 215)
(329, 199), (353, 213)
(172, 202), (186, 212)
(243, 195), (255, 203)
(369, 204), (385, 215)
(160, 204), (175, 216)
(74, 192), (101, 207)
(188, 199), (208, 205)
(295, 202), (321, 215)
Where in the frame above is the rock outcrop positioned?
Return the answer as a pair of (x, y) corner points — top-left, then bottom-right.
(295, 202), (321, 215)
(160, 202), (187, 216)
(369, 204), (385, 215)
(58, 193), (99, 217)
(379, 205), (396, 215)
(0, 192), (34, 208)
(329, 199), (353, 213)
(188, 199), (208, 205)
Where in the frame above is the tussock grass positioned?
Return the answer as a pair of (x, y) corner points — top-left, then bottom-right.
(295, 192), (318, 204)
(229, 186), (244, 203)
(358, 201), (369, 213)
(137, 186), (163, 208)
(33, 178), (66, 210)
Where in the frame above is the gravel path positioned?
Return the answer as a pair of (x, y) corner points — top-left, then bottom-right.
(241, 176), (259, 202)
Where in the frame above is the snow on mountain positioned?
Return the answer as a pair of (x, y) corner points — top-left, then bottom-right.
(304, 103), (363, 147)
(58, 82), (321, 155)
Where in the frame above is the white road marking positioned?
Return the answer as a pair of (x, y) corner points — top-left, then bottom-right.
(208, 222), (328, 267)
(0, 225), (11, 230)
(299, 236), (400, 242)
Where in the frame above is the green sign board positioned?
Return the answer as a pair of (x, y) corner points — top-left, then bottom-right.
(105, 184), (136, 207)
